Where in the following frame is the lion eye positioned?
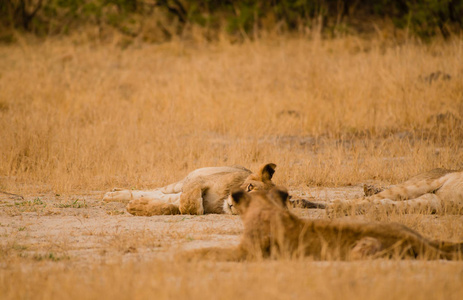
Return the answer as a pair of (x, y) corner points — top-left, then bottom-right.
(247, 184), (254, 192)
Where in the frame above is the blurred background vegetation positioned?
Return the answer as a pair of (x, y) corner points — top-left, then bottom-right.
(1, 0), (462, 43)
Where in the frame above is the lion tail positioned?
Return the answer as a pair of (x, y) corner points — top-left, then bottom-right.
(425, 240), (463, 259)
(435, 241), (463, 254)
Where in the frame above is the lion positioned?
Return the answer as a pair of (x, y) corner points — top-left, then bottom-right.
(326, 168), (463, 215)
(184, 187), (463, 261)
(103, 163), (277, 216)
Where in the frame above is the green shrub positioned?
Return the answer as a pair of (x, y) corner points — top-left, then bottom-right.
(0, 0), (461, 40)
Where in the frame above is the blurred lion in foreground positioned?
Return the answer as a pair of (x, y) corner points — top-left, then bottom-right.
(183, 188), (463, 261)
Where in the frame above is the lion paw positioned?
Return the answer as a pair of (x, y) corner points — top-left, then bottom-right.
(363, 184), (384, 197)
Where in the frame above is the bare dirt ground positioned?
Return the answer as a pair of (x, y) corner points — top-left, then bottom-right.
(2, 188), (324, 267)
(1, 185), (460, 266)
(2, 185), (463, 299)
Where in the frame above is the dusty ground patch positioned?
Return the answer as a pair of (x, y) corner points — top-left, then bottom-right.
(1, 186), (462, 299)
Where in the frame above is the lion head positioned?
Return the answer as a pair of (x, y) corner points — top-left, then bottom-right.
(223, 163), (277, 214)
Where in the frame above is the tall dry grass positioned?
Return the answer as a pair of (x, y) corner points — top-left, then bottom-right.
(0, 35), (462, 195)
(2, 259), (463, 300)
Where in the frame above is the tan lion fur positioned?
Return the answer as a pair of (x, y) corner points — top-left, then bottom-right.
(103, 163), (276, 216)
(327, 168), (463, 215)
(183, 188), (463, 261)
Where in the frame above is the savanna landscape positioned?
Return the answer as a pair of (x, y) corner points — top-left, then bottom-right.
(1, 1), (463, 299)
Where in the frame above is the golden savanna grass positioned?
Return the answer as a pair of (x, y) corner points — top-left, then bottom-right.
(1, 35), (462, 193)
(1, 34), (463, 299)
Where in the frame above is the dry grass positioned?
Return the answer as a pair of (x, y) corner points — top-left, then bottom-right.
(1, 34), (463, 299)
(2, 259), (463, 300)
(1, 35), (462, 194)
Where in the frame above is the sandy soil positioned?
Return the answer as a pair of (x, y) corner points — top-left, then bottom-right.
(0, 185), (460, 268)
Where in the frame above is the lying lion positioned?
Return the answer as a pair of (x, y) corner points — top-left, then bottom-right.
(327, 168), (463, 215)
(185, 188), (463, 261)
(103, 163), (277, 215)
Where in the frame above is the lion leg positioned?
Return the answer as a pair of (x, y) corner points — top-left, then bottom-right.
(179, 182), (204, 215)
(369, 176), (447, 202)
(103, 188), (133, 203)
(103, 189), (172, 203)
(328, 194), (442, 216)
(126, 197), (181, 216)
(374, 193), (442, 214)
(125, 192), (182, 216)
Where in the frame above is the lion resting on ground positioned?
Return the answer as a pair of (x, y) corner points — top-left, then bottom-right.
(103, 163), (277, 215)
(326, 168), (463, 215)
(185, 187), (463, 261)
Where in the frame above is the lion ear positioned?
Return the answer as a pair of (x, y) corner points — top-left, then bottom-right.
(231, 188), (250, 206)
(259, 163), (276, 181)
(270, 187), (289, 208)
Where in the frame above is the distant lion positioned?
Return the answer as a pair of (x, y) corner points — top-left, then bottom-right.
(327, 168), (463, 215)
(103, 163), (277, 215)
(184, 188), (463, 261)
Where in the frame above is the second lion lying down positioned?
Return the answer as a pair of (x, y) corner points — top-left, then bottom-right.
(185, 188), (463, 261)
(327, 168), (463, 214)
